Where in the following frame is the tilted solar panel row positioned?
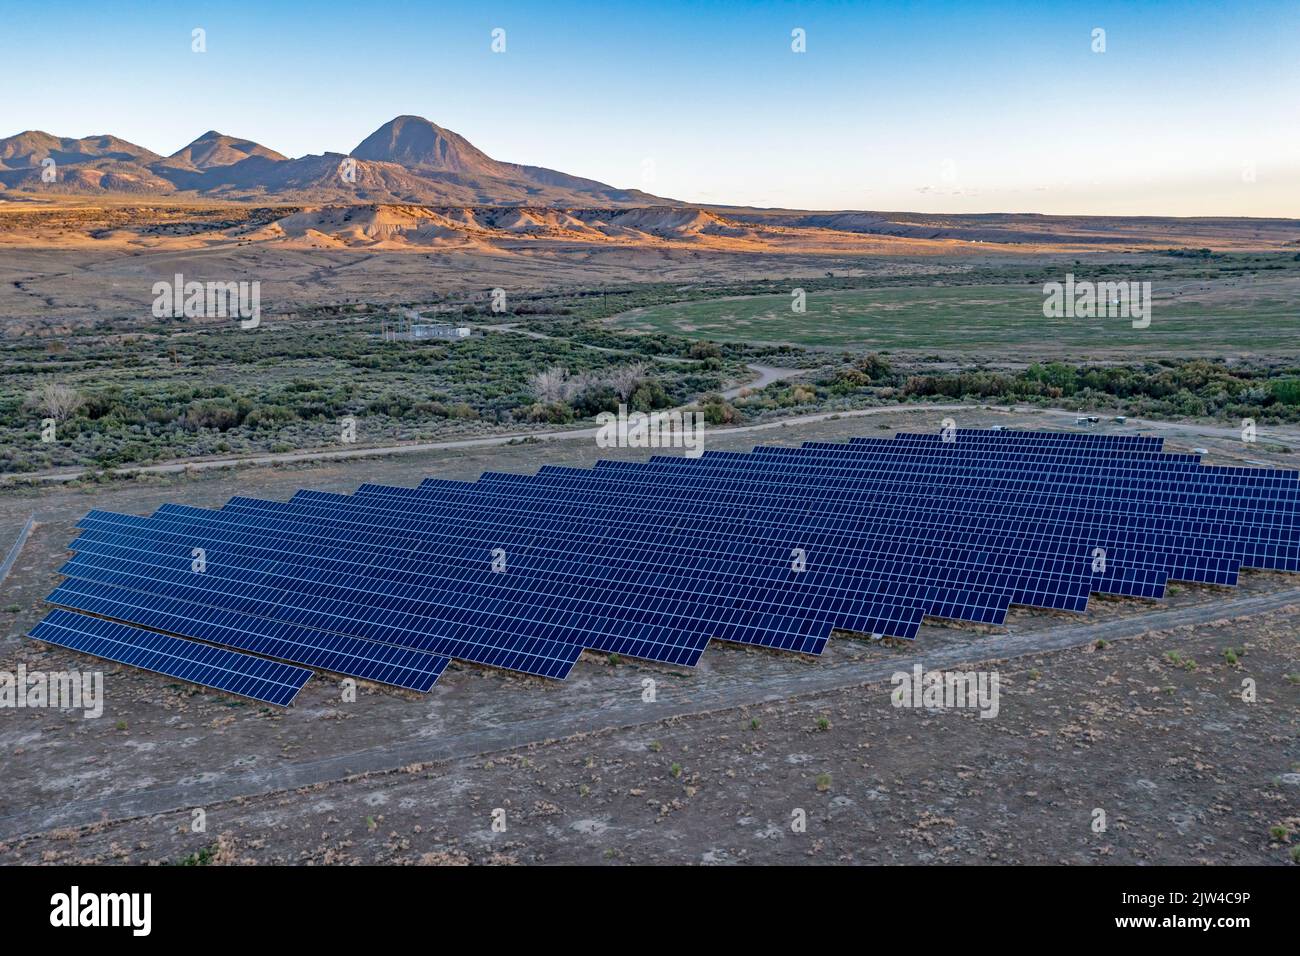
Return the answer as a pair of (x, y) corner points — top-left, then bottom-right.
(30, 609), (311, 706)
(647, 450), (1300, 539)
(76, 502), (930, 650)
(66, 525), (851, 663)
(592, 463), (1300, 546)
(57, 548), (607, 679)
(774, 440), (1300, 492)
(576, 452), (1300, 548)
(836, 439), (1208, 468)
(283, 481), (1120, 589)
(461, 462), (1254, 579)
(45, 576), (449, 692)
(220, 491), (1029, 618)
(356, 480), (1223, 594)
(905, 429), (1164, 450)
(880, 435), (1297, 481)
(472, 476), (1266, 583)
(626, 434), (1300, 538)
(75, 509), (947, 644)
(514, 465), (1285, 575)
(382, 474), (1262, 579)
(66, 512), (591, 679)
(282, 486), (1128, 621)
(377, 455), (1206, 574)
(812, 448), (1208, 472)
(273, 482), (1124, 607)
(584, 445), (1298, 507)
(869, 440), (1193, 465)
(630, 448), (1300, 551)
(696, 445), (1300, 502)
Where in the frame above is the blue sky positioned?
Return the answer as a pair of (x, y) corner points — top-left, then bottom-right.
(3, 0), (1297, 214)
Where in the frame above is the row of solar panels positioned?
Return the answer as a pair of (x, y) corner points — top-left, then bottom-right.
(28, 428), (1300, 706)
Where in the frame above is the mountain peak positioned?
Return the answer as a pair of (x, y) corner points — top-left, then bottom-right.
(166, 131), (286, 170)
(350, 115), (509, 177)
(0, 130), (159, 169)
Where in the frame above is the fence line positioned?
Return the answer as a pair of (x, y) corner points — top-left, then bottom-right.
(0, 514), (36, 588)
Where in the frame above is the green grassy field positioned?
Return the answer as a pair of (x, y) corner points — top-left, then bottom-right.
(610, 280), (1300, 355)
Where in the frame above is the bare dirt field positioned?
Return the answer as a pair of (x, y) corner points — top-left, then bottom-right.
(0, 242), (885, 328)
(1, 408), (1297, 864)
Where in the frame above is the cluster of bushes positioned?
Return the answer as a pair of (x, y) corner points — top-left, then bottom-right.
(727, 356), (1300, 427)
(521, 363), (674, 423)
(898, 360), (1300, 421)
(60, 380), (363, 434)
(10, 261), (1300, 475)
(697, 395), (742, 424)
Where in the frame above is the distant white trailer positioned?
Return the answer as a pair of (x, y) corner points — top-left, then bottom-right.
(408, 324), (472, 341)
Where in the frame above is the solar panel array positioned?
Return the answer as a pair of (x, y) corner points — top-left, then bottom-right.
(27, 428), (1300, 705)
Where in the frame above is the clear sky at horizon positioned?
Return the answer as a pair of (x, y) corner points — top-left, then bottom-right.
(3, 0), (1297, 215)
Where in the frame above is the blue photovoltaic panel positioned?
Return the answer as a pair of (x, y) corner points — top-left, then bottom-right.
(32, 427), (1300, 699)
(82, 499), (946, 644)
(322, 478), (1138, 613)
(55, 547), (588, 680)
(67, 512), (926, 651)
(893, 429), (1165, 450)
(305, 484), (1105, 609)
(517, 451), (1288, 572)
(626, 450), (1298, 556)
(592, 452), (1299, 540)
(380, 468), (1197, 594)
(45, 577), (450, 692)
(568, 458), (1276, 567)
(29, 608), (311, 706)
(213, 493), (1016, 625)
